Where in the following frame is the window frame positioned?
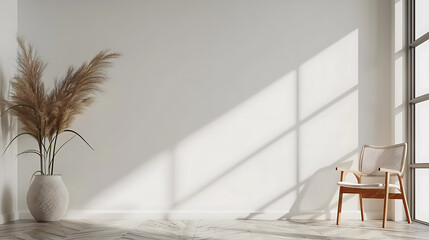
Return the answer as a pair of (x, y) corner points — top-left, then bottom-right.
(408, 0), (429, 226)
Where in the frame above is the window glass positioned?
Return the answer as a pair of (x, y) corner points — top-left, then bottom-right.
(415, 169), (429, 223)
(415, 0), (429, 40)
(415, 101), (429, 163)
(412, 0), (429, 225)
(415, 40), (429, 97)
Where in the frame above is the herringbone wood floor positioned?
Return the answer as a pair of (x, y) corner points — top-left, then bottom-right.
(0, 219), (428, 240)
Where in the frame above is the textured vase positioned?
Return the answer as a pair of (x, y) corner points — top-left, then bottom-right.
(27, 175), (69, 222)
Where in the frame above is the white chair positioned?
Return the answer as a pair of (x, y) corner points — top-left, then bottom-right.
(335, 143), (411, 228)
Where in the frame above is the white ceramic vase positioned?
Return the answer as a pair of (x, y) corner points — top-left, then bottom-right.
(27, 175), (69, 222)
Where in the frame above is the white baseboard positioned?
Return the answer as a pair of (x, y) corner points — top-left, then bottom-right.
(0, 211), (19, 224)
(19, 210), (385, 220)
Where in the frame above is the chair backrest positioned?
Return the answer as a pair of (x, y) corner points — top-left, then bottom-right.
(359, 143), (407, 176)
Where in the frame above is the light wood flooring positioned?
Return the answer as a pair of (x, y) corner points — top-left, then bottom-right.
(0, 219), (428, 240)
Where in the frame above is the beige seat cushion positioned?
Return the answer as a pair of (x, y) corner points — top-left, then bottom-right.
(337, 181), (401, 191)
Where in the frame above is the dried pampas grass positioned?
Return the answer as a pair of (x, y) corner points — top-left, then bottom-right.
(5, 37), (120, 175)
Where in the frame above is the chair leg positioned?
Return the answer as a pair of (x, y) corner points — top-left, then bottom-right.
(398, 174), (412, 224)
(336, 187), (343, 225)
(401, 192), (412, 224)
(359, 194), (364, 221)
(382, 172), (390, 228)
(357, 177), (364, 221)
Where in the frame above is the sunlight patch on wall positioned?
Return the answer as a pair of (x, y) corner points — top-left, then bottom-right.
(394, 56), (406, 143)
(395, 56), (405, 109)
(395, 0), (404, 53)
(174, 132), (297, 211)
(395, 112), (405, 143)
(173, 71), (297, 208)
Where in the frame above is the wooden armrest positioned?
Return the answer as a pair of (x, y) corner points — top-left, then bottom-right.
(335, 167), (363, 177)
(378, 168), (401, 176)
(336, 167), (363, 182)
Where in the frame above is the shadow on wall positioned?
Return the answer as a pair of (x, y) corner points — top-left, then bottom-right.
(77, 26), (360, 218)
(1, 186), (14, 222)
(0, 65), (12, 142)
(0, 64), (15, 222)
(17, 0), (387, 218)
(279, 154), (355, 220)
(240, 151), (356, 220)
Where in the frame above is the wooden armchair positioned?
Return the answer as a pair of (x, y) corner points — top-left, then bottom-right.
(336, 143), (411, 228)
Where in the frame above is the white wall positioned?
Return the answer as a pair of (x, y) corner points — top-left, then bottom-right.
(392, 0), (408, 221)
(17, 0), (393, 220)
(0, 0), (18, 224)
